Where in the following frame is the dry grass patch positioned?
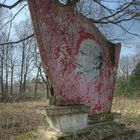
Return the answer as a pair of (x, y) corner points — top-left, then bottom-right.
(112, 97), (140, 131)
(112, 97), (140, 115)
(0, 97), (140, 139)
(0, 99), (49, 140)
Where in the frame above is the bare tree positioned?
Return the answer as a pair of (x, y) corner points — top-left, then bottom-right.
(14, 19), (35, 96)
(118, 54), (139, 81)
(9, 46), (18, 95)
(0, 40), (13, 101)
(0, 0), (140, 102)
(0, 0), (139, 45)
(0, 45), (4, 100)
(34, 50), (52, 99)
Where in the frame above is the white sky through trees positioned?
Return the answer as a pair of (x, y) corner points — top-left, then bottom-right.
(1, 0), (140, 56)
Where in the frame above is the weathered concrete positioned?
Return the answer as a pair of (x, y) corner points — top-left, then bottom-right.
(36, 105), (90, 132)
(28, 0), (121, 115)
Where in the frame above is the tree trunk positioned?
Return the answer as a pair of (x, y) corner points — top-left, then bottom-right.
(5, 46), (9, 100)
(34, 68), (39, 98)
(10, 64), (14, 95)
(20, 43), (25, 94)
(0, 47), (4, 101)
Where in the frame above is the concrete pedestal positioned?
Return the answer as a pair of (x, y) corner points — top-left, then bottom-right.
(37, 105), (90, 132)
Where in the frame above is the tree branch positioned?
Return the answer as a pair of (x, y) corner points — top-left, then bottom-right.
(94, 0), (136, 22)
(0, 5), (27, 31)
(88, 14), (137, 24)
(93, 0), (114, 14)
(115, 24), (140, 37)
(0, 33), (34, 46)
(0, 0), (26, 9)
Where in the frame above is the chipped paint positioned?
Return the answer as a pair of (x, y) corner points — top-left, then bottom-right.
(28, 0), (121, 115)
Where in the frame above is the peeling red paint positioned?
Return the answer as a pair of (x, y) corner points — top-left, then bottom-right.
(95, 83), (102, 92)
(94, 103), (102, 111)
(28, 0), (121, 115)
(108, 95), (113, 102)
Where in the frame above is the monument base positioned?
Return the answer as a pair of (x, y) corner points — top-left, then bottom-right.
(36, 105), (90, 132)
(36, 113), (138, 140)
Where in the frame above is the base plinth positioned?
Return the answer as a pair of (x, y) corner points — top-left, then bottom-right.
(36, 105), (90, 132)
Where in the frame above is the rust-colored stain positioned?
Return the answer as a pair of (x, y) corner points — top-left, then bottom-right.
(28, 0), (121, 115)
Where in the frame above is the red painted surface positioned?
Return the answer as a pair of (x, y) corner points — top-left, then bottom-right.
(28, 0), (121, 115)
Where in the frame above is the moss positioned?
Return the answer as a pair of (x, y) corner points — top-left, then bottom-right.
(15, 130), (37, 140)
(89, 113), (121, 123)
(124, 114), (140, 125)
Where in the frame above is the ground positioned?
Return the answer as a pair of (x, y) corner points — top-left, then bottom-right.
(112, 97), (140, 131)
(0, 97), (139, 140)
(0, 99), (48, 140)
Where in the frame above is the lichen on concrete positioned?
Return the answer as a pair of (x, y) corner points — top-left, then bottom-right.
(15, 130), (37, 140)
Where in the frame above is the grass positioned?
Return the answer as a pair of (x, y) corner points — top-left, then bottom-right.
(112, 96), (140, 130)
(0, 99), (49, 140)
(0, 97), (139, 139)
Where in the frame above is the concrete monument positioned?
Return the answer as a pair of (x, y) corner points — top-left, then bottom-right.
(28, 0), (121, 116)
